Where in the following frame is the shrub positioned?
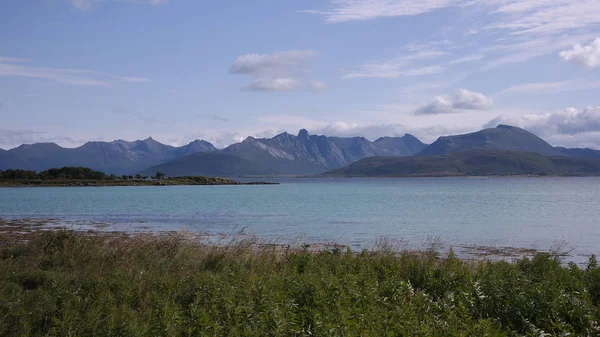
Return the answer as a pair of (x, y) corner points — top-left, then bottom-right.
(0, 230), (598, 336)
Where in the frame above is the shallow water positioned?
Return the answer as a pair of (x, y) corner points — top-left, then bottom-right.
(1, 177), (599, 262)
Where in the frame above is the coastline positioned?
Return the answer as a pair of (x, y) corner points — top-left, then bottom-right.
(316, 173), (600, 178)
(0, 217), (573, 262)
(0, 177), (279, 188)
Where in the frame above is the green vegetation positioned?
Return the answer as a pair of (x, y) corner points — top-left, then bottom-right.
(0, 167), (276, 186)
(1, 230), (599, 336)
(322, 149), (600, 177)
(0, 167), (107, 180)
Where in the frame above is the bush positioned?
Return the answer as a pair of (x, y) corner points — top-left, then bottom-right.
(0, 230), (598, 336)
(0, 167), (107, 180)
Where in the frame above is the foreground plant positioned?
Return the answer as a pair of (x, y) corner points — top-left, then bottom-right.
(1, 231), (599, 336)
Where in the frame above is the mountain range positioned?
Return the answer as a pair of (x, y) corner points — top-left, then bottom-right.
(217, 129), (427, 175)
(0, 137), (217, 175)
(2, 125), (600, 176)
(322, 149), (600, 177)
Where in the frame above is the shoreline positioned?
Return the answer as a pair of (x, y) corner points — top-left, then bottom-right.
(0, 177), (279, 188)
(316, 173), (600, 178)
(0, 217), (577, 263)
(3, 175), (600, 186)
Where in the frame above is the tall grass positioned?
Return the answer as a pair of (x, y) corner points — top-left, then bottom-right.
(1, 230), (599, 336)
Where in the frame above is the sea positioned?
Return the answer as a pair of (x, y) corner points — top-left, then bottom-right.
(1, 177), (599, 263)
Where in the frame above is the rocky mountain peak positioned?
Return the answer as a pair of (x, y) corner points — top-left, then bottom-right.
(297, 129), (310, 141)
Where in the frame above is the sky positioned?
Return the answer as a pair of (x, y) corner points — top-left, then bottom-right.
(1, 0), (600, 150)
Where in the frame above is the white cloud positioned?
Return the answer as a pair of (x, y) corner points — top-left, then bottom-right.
(0, 59), (151, 87)
(343, 50), (446, 79)
(175, 132), (245, 149)
(255, 114), (327, 128)
(415, 89), (493, 115)
(448, 54), (485, 65)
(230, 51), (323, 92)
(479, 34), (598, 71)
(539, 106), (600, 135)
(559, 38), (600, 68)
(415, 95), (455, 115)
(453, 89), (494, 110)
(242, 78), (302, 92)
(403, 66), (445, 76)
(345, 49), (485, 80)
(487, 0), (600, 36)
(70, 0), (92, 10)
(498, 79), (600, 95)
(313, 122), (407, 139)
(310, 122), (476, 145)
(306, 1), (600, 75)
(0, 63), (109, 87)
(69, 0), (168, 10)
(310, 80), (327, 91)
(306, 0), (600, 36)
(403, 40), (453, 52)
(303, 0), (458, 23)
(229, 51), (317, 76)
(121, 77), (153, 83)
(485, 106), (600, 148)
(398, 73), (470, 95)
(0, 129), (90, 149)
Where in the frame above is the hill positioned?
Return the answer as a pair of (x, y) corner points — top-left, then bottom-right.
(0, 138), (217, 175)
(417, 125), (561, 157)
(140, 152), (279, 177)
(321, 150), (600, 177)
(376, 134), (427, 155)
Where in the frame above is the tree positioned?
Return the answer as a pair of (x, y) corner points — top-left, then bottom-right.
(155, 172), (165, 180)
(135, 174), (142, 180)
(0, 167), (107, 181)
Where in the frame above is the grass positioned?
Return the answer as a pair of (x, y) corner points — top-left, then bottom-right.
(1, 230), (600, 336)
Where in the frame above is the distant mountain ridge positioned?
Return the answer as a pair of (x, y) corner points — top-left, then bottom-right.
(0, 130), (426, 176)
(0, 137), (218, 175)
(555, 147), (600, 158)
(134, 130), (427, 177)
(220, 129), (426, 175)
(3, 125), (600, 177)
(417, 125), (561, 157)
(322, 150), (600, 177)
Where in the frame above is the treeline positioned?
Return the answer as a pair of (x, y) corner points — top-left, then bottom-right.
(0, 167), (166, 181)
(0, 167), (107, 180)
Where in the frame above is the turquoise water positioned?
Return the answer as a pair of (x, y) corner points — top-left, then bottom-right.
(1, 177), (599, 261)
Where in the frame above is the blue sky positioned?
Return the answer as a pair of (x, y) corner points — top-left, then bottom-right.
(1, 0), (600, 149)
